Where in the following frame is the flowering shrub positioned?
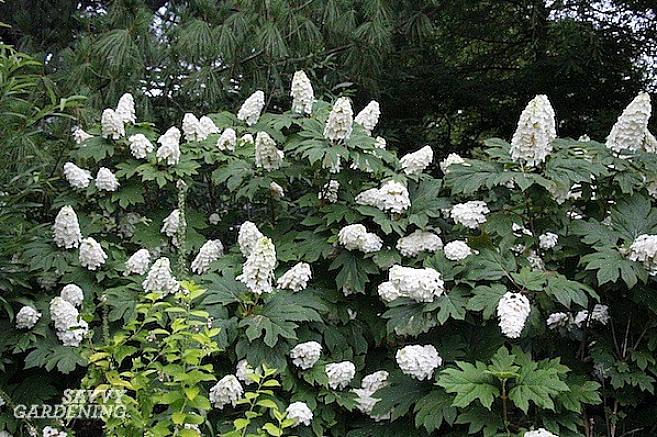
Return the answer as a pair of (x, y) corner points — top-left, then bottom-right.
(2, 77), (657, 437)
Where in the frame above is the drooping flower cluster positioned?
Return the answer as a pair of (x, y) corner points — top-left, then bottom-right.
(79, 237), (107, 270)
(573, 304), (610, 327)
(337, 224), (382, 253)
(235, 360), (257, 385)
(396, 230), (443, 257)
(524, 428), (559, 437)
(290, 341), (322, 369)
(396, 345), (442, 380)
(238, 221), (264, 257)
(318, 180), (340, 203)
(156, 127), (181, 165)
(183, 113), (220, 142)
(209, 375), (244, 409)
(628, 234), (657, 275)
(323, 97), (353, 142)
(125, 248), (151, 275)
(237, 90), (265, 126)
(115, 93), (136, 124)
(63, 162), (92, 189)
(286, 402), (313, 427)
(269, 181), (285, 198)
(354, 100), (380, 135)
(356, 180), (411, 214)
(217, 128), (237, 151)
(72, 126), (93, 144)
(61, 284), (84, 307)
(237, 236), (277, 294)
(443, 240), (474, 261)
(277, 262), (312, 292)
(353, 371), (389, 420)
(497, 292), (531, 338)
(510, 95), (556, 167)
(400, 145), (433, 176)
(161, 209), (180, 240)
(255, 132), (284, 171)
(16, 306), (42, 329)
(128, 134), (154, 159)
(191, 239), (224, 274)
(291, 70), (314, 115)
(325, 361), (356, 390)
(95, 167), (120, 191)
(142, 257), (179, 295)
(101, 108), (125, 140)
(378, 265), (445, 303)
(607, 92), (652, 153)
(440, 153), (466, 173)
(49, 296), (88, 346)
(450, 201), (489, 229)
(53, 205), (82, 249)
(546, 312), (569, 330)
(539, 232), (559, 249)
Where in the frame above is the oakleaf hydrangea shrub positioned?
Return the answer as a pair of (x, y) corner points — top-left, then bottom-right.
(2, 74), (657, 437)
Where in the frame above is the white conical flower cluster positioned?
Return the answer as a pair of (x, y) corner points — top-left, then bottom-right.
(101, 108), (125, 139)
(291, 70), (314, 114)
(128, 134), (153, 159)
(255, 132), (284, 171)
(191, 239), (224, 274)
(444, 240), (474, 261)
(277, 262), (312, 291)
(510, 95), (556, 167)
(156, 127), (181, 165)
(355, 180), (411, 214)
(539, 232), (558, 249)
(238, 221), (264, 257)
(337, 224), (382, 253)
(237, 236), (277, 294)
(116, 93), (136, 124)
(236, 360), (257, 385)
(323, 97), (353, 142)
(269, 181), (285, 198)
(325, 361), (356, 390)
(524, 428), (558, 437)
(217, 128), (237, 151)
(354, 100), (380, 135)
(72, 126), (93, 144)
(319, 180), (340, 203)
(290, 341), (322, 369)
(209, 213), (221, 225)
(53, 206), (82, 249)
(16, 306), (42, 329)
(161, 209), (180, 239)
(353, 370), (389, 420)
(375, 136), (387, 149)
(573, 304), (610, 327)
(546, 312), (569, 329)
(396, 230), (443, 257)
(142, 257), (179, 295)
(400, 145), (433, 176)
(49, 296), (88, 346)
(628, 234), (657, 275)
(95, 167), (120, 191)
(182, 113), (220, 142)
(238, 90), (265, 126)
(79, 237), (107, 270)
(396, 345), (441, 380)
(60, 284), (84, 307)
(240, 133), (254, 146)
(63, 162), (92, 189)
(440, 153), (467, 173)
(125, 248), (151, 275)
(209, 375), (244, 409)
(450, 201), (489, 229)
(378, 265), (444, 303)
(286, 401), (313, 427)
(497, 292), (531, 338)
(607, 92), (652, 153)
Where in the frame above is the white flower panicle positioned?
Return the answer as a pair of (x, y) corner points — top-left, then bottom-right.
(396, 345), (442, 380)
(400, 145), (433, 176)
(361, 370), (389, 393)
(524, 428), (559, 437)
(238, 90), (265, 126)
(497, 292), (531, 338)
(58, 319), (89, 347)
(237, 236), (277, 294)
(208, 213), (221, 225)
(209, 375), (244, 409)
(450, 201), (490, 229)
(539, 232), (559, 249)
(161, 209), (180, 238)
(156, 127), (181, 165)
(79, 237), (107, 270)
(444, 240), (474, 261)
(53, 205), (82, 249)
(101, 108), (125, 139)
(375, 136), (387, 149)
(198, 116), (219, 139)
(291, 70), (314, 114)
(182, 113), (201, 142)
(191, 239), (224, 274)
(125, 248), (151, 275)
(286, 402), (313, 427)
(72, 126), (93, 144)
(255, 132), (284, 171)
(16, 306), (41, 329)
(60, 284), (84, 307)
(510, 95), (556, 166)
(377, 281), (402, 302)
(386, 265), (445, 303)
(238, 221), (264, 257)
(142, 257), (179, 295)
(440, 153), (467, 173)
(115, 93), (136, 124)
(354, 371), (389, 420)
(354, 100), (380, 135)
(607, 92), (652, 153)
(269, 181), (285, 198)
(95, 167), (120, 191)
(319, 180), (340, 203)
(236, 360), (256, 385)
(290, 341), (322, 369)
(628, 234), (657, 275)
(324, 97), (353, 142)
(216, 128), (237, 151)
(325, 361), (356, 390)
(128, 134), (154, 159)
(574, 304), (610, 327)
(546, 312), (569, 329)
(356, 181), (411, 214)
(396, 230), (443, 257)
(50, 296), (78, 332)
(337, 224), (382, 253)
(277, 262), (312, 292)
(240, 133), (254, 146)
(63, 162), (92, 189)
